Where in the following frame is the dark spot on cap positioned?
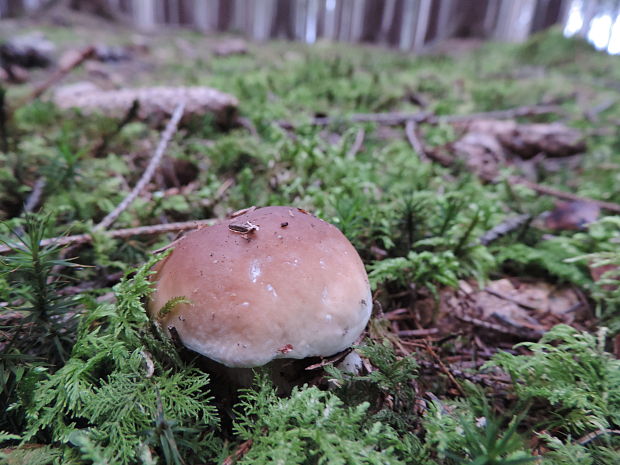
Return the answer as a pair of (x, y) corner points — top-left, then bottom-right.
(281, 222), (289, 228)
(360, 299), (367, 307)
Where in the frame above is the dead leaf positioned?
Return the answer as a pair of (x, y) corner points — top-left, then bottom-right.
(439, 279), (580, 340)
(462, 119), (584, 159)
(590, 262), (620, 292)
(543, 201), (600, 231)
(455, 119), (585, 161)
(451, 130), (506, 180)
(498, 122), (585, 158)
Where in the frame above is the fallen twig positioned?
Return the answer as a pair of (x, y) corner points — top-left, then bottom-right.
(397, 328), (439, 337)
(405, 119), (428, 162)
(483, 287), (539, 311)
(346, 128), (365, 159)
(24, 45), (95, 104)
(308, 110), (429, 126)
(284, 104), (559, 128)
(23, 177), (47, 213)
(0, 218), (217, 254)
(95, 102), (185, 231)
(423, 340), (466, 396)
(418, 360), (507, 386)
(439, 105), (561, 123)
(478, 214), (532, 245)
(222, 438), (253, 465)
(575, 429), (620, 446)
(93, 99), (140, 157)
(585, 99), (616, 122)
(0, 87), (7, 153)
(456, 314), (542, 340)
(509, 176), (620, 214)
(305, 348), (353, 371)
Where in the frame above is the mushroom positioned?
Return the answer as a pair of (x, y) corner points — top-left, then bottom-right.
(148, 206), (372, 388)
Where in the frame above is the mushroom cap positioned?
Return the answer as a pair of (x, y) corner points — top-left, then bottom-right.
(148, 206), (372, 368)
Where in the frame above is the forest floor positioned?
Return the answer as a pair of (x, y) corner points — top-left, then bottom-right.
(1, 13), (620, 465)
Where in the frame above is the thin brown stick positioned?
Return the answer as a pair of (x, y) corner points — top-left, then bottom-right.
(509, 176), (620, 214)
(439, 105), (561, 123)
(575, 429), (620, 446)
(456, 314), (542, 339)
(483, 288), (539, 311)
(24, 45), (95, 103)
(222, 438), (253, 465)
(309, 110), (430, 126)
(287, 104), (559, 128)
(346, 128), (365, 159)
(397, 328), (439, 337)
(424, 340), (466, 396)
(0, 218), (217, 254)
(405, 119), (428, 162)
(0, 87), (8, 153)
(95, 102), (185, 231)
(477, 214), (532, 245)
(23, 177), (47, 213)
(93, 99), (140, 157)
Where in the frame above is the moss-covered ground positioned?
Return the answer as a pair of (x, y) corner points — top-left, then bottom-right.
(1, 19), (620, 464)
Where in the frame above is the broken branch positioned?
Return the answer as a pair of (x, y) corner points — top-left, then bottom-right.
(94, 102), (185, 231)
(509, 176), (620, 214)
(24, 45), (95, 103)
(0, 218), (217, 254)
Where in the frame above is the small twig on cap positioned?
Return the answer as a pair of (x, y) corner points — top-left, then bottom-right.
(95, 102), (185, 231)
(0, 218), (217, 254)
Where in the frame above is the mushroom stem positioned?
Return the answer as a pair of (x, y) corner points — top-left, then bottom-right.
(199, 356), (319, 397)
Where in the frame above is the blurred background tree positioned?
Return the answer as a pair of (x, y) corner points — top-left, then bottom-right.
(0, 0), (618, 54)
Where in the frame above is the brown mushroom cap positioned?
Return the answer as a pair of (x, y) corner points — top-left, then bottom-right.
(148, 206), (372, 368)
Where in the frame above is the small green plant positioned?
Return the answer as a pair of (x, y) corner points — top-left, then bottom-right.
(231, 372), (417, 464)
(445, 411), (535, 465)
(368, 248), (460, 297)
(20, 254), (220, 464)
(487, 325), (620, 435)
(0, 214), (79, 432)
(325, 340), (420, 432)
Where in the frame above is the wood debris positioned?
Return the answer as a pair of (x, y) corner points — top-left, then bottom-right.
(53, 83), (238, 125)
(462, 119), (585, 158)
(450, 119), (586, 179)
